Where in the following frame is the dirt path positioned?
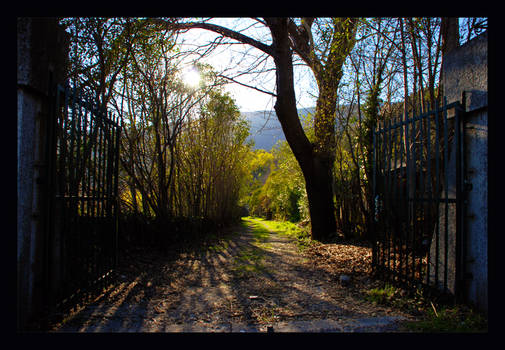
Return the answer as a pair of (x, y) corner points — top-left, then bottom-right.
(50, 218), (416, 332)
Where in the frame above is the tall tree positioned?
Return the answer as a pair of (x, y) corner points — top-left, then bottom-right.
(151, 17), (358, 241)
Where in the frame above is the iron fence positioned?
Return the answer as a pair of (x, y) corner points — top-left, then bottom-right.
(372, 99), (466, 297)
(44, 84), (121, 311)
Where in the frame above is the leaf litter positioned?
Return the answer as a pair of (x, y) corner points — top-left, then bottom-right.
(50, 220), (416, 332)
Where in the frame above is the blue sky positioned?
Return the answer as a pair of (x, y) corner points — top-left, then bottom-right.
(174, 17), (487, 113)
(176, 18), (318, 113)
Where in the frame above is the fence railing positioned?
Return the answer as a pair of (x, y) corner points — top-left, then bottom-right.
(372, 99), (465, 297)
(44, 84), (121, 312)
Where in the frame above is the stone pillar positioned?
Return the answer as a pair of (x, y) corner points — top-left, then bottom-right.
(17, 17), (68, 330)
(442, 31), (488, 314)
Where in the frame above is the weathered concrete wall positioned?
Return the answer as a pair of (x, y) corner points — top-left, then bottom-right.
(463, 107), (488, 314)
(17, 17), (68, 330)
(443, 32), (488, 110)
(443, 32), (488, 314)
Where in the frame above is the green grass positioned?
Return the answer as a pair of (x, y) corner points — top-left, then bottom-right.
(231, 217), (274, 278)
(363, 282), (488, 333)
(232, 248), (268, 277)
(242, 216), (312, 251)
(365, 283), (397, 304)
(404, 304), (488, 333)
(207, 239), (229, 252)
(232, 216), (312, 278)
(243, 218), (271, 244)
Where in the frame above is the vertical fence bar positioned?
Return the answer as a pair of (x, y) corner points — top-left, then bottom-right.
(434, 102), (441, 288)
(410, 108), (417, 283)
(416, 108), (423, 281)
(104, 112), (113, 277)
(443, 97), (449, 292)
(81, 96), (88, 220)
(94, 116), (102, 282)
(90, 100), (98, 230)
(398, 116), (405, 282)
(69, 86), (80, 300)
(391, 116), (399, 280)
(86, 97), (94, 293)
(386, 119), (392, 277)
(375, 124), (381, 273)
(404, 110), (411, 282)
(62, 85), (72, 302)
(85, 97), (93, 222)
(114, 119), (121, 268)
(375, 126), (381, 273)
(397, 115), (403, 281)
(372, 127), (377, 274)
(379, 122), (385, 274)
(99, 111), (108, 279)
(96, 113), (103, 285)
(108, 112), (116, 272)
(92, 106), (99, 292)
(425, 107), (433, 285)
(82, 97), (91, 294)
(76, 88), (84, 296)
(379, 122), (388, 276)
(103, 114), (111, 276)
(110, 113), (118, 270)
(418, 106), (425, 282)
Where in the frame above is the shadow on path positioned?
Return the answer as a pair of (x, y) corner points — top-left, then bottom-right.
(51, 218), (414, 332)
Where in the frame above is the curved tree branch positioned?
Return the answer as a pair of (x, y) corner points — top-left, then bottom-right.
(148, 18), (274, 57)
(216, 74), (277, 97)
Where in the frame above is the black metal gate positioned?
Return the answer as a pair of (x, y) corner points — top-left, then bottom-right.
(44, 84), (121, 311)
(372, 100), (466, 297)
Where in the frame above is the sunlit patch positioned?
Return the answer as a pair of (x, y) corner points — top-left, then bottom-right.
(182, 67), (201, 88)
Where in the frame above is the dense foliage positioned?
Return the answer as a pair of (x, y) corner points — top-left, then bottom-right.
(60, 17), (487, 246)
(61, 18), (252, 248)
(241, 113), (315, 223)
(239, 17), (487, 241)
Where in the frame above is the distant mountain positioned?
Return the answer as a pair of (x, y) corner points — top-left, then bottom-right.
(241, 104), (361, 150)
(241, 107), (315, 150)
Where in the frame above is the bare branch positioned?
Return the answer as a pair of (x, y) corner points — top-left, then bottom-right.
(148, 18), (274, 57)
(216, 74), (277, 97)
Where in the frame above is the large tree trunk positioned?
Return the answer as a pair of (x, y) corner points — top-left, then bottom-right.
(441, 17), (459, 56)
(266, 18), (337, 241)
(160, 17), (351, 241)
(303, 156), (337, 241)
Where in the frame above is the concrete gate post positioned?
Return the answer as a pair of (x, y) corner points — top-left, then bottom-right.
(17, 17), (69, 330)
(441, 31), (488, 314)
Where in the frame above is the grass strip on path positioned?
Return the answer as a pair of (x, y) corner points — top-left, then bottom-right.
(230, 217), (274, 278)
(242, 216), (312, 251)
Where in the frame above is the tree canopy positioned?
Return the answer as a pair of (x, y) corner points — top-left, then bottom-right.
(59, 16), (487, 244)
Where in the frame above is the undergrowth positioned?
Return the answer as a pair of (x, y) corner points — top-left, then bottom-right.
(364, 282), (488, 333)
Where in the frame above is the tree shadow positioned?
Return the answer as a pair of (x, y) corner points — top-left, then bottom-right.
(51, 218), (388, 332)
